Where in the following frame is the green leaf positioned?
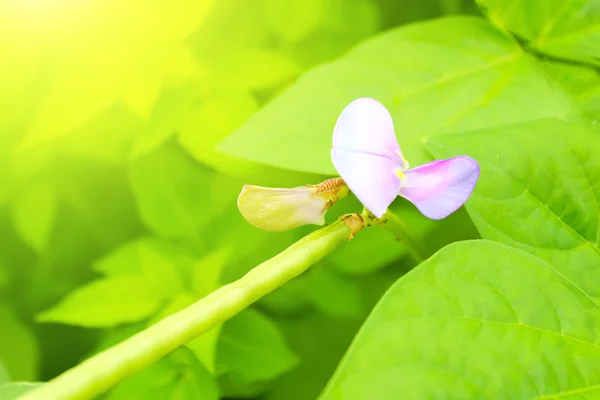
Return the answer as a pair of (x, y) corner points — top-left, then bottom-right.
(130, 87), (199, 159)
(217, 309), (299, 386)
(426, 119), (600, 298)
(37, 275), (162, 327)
(0, 382), (43, 399)
(94, 238), (187, 299)
(177, 91), (259, 173)
(260, 0), (325, 43)
(303, 265), (364, 319)
(478, 0), (600, 65)
(9, 179), (58, 253)
(540, 61), (600, 120)
(129, 142), (233, 238)
(0, 304), (38, 381)
(321, 240), (600, 399)
(219, 16), (578, 175)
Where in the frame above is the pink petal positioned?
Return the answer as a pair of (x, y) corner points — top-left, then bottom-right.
(332, 98), (404, 167)
(331, 149), (401, 218)
(399, 156), (480, 220)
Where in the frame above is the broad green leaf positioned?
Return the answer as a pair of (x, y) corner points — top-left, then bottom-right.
(427, 119), (600, 298)
(541, 61), (600, 120)
(9, 179), (58, 253)
(0, 383), (43, 399)
(0, 304), (38, 381)
(37, 275), (162, 327)
(478, 0), (600, 65)
(177, 91), (259, 173)
(219, 16), (578, 175)
(129, 142), (233, 238)
(94, 238), (187, 299)
(321, 240), (600, 399)
(217, 309), (299, 386)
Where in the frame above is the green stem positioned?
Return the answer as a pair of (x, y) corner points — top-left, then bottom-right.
(381, 210), (428, 263)
(21, 217), (363, 400)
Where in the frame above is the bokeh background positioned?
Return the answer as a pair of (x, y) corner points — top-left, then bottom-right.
(1, 0), (585, 398)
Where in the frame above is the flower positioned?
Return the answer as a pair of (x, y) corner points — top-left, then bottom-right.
(238, 178), (349, 232)
(331, 98), (480, 219)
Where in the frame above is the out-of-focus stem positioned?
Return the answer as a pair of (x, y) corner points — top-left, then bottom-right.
(20, 215), (365, 400)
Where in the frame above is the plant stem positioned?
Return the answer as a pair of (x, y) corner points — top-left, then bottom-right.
(380, 210), (428, 263)
(21, 216), (364, 400)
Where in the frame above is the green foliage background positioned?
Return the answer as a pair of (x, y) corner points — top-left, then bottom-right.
(0, 0), (599, 398)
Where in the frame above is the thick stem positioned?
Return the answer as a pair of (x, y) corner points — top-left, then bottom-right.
(20, 217), (364, 400)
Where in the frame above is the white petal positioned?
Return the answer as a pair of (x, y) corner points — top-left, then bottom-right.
(332, 98), (404, 166)
(331, 149), (401, 218)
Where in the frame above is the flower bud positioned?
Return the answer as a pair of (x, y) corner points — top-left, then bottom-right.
(237, 178), (349, 232)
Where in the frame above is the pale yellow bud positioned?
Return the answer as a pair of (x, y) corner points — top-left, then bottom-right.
(237, 178), (349, 232)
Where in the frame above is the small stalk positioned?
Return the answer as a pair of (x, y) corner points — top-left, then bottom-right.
(362, 209), (428, 263)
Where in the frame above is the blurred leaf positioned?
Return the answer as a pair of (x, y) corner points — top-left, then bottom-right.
(107, 347), (218, 400)
(259, 276), (312, 315)
(54, 104), (140, 165)
(178, 91), (259, 173)
(188, 249), (233, 372)
(321, 240), (600, 399)
(37, 276), (161, 327)
(267, 313), (364, 400)
(55, 159), (144, 250)
(0, 382), (43, 399)
(209, 49), (300, 90)
(540, 61), (600, 120)
(191, 0), (271, 59)
(219, 16), (578, 175)
(287, 0), (380, 67)
(129, 142), (232, 238)
(217, 309), (299, 388)
(479, 0), (600, 65)
(261, 0), (325, 43)
(190, 248), (231, 297)
(303, 265), (364, 319)
(0, 363), (8, 384)
(327, 226), (404, 275)
(9, 179), (58, 253)
(427, 119), (600, 297)
(94, 238), (187, 299)
(0, 304), (38, 381)
(131, 87), (199, 159)
(326, 197), (436, 274)
(19, 64), (119, 150)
